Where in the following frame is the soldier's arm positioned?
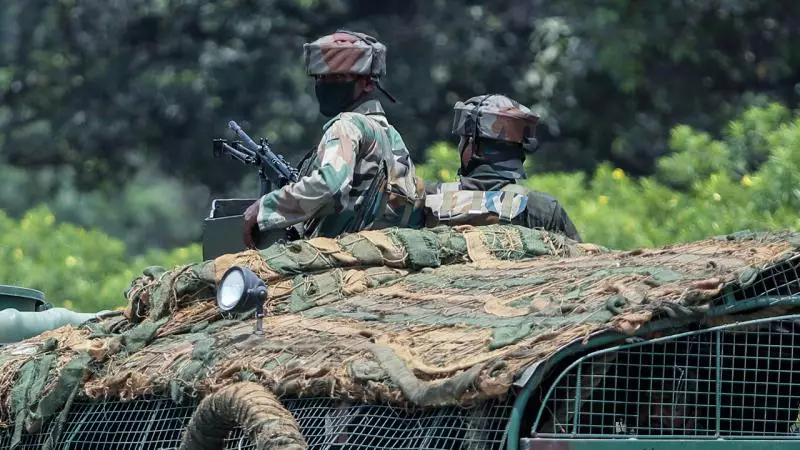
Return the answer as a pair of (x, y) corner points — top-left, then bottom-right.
(525, 191), (582, 242)
(556, 207), (582, 242)
(256, 119), (361, 230)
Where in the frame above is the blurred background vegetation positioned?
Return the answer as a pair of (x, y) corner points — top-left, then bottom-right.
(1, 0), (799, 310)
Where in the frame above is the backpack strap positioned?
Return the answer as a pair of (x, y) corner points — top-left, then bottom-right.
(469, 191), (483, 214)
(500, 183), (528, 195)
(438, 182), (461, 218)
(440, 182), (461, 192)
(499, 184), (528, 222)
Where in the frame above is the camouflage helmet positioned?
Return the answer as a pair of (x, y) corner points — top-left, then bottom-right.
(303, 30), (387, 78)
(451, 94), (540, 152)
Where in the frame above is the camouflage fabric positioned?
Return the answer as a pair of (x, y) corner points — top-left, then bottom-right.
(3, 226), (800, 440)
(424, 182), (528, 225)
(451, 94), (539, 147)
(303, 31), (387, 77)
(375, 111), (426, 230)
(257, 99), (424, 237)
(424, 177), (582, 242)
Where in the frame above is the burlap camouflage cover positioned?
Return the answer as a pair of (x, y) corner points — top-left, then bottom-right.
(451, 94), (539, 144)
(2, 225), (800, 439)
(303, 31), (387, 77)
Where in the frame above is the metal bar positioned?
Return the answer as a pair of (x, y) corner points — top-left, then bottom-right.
(706, 295), (800, 317)
(521, 438), (800, 449)
(572, 363), (582, 436)
(511, 315), (722, 449)
(531, 433), (800, 440)
(527, 313), (800, 443)
(134, 400), (162, 450)
(715, 329), (721, 438)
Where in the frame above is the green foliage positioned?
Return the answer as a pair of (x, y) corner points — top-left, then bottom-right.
(417, 103), (800, 250)
(414, 142), (460, 183)
(4, 103), (799, 312)
(0, 206), (200, 312)
(3, 0), (800, 250)
(0, 164), (209, 250)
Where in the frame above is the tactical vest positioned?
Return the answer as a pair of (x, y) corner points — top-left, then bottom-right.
(424, 182), (529, 226)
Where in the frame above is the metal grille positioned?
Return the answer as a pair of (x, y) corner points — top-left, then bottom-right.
(533, 314), (800, 439)
(710, 253), (800, 315)
(60, 397), (195, 449)
(0, 396), (512, 449)
(278, 398), (511, 449)
(0, 428), (47, 450)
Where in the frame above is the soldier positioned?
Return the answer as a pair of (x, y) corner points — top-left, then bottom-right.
(243, 30), (424, 248)
(424, 94), (582, 241)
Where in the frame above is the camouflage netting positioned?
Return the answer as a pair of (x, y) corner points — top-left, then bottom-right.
(2, 224), (800, 443)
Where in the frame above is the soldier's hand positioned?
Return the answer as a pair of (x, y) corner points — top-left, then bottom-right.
(243, 201), (260, 249)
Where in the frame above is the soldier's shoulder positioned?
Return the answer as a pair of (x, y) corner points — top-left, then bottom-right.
(324, 111), (371, 127)
(526, 189), (557, 201)
(525, 189), (563, 211)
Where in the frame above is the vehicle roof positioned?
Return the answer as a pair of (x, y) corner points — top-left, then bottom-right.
(2, 224), (799, 430)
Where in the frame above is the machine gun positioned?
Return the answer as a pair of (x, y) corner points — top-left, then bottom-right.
(213, 120), (300, 196)
(203, 121), (304, 260)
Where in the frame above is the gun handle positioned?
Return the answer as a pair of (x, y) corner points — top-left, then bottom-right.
(258, 170), (273, 197)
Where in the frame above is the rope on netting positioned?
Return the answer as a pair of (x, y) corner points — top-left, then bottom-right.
(179, 381), (307, 450)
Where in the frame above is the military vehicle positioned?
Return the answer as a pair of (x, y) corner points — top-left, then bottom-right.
(1, 224), (800, 449)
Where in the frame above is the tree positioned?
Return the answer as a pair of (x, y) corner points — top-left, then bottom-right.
(3, 0), (799, 250)
(0, 206), (201, 312)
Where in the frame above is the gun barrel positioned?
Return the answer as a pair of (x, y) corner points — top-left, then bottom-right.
(228, 120), (260, 151)
(260, 144), (298, 182)
(222, 120), (300, 184)
(218, 141), (258, 166)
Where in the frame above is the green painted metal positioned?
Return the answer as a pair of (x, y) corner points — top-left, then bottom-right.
(201, 198), (287, 260)
(714, 331), (722, 433)
(520, 438), (800, 449)
(202, 198), (257, 260)
(504, 314), (709, 450)
(0, 285), (45, 312)
(706, 295), (800, 317)
(507, 294), (800, 449)
(530, 312), (800, 442)
(0, 308), (106, 344)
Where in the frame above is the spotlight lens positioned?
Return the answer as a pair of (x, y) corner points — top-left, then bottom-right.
(218, 269), (245, 311)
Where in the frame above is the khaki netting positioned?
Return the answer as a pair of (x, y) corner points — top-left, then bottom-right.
(1, 225), (800, 444)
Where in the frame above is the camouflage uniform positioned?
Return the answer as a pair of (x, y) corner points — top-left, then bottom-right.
(424, 94), (582, 241)
(256, 31), (424, 238)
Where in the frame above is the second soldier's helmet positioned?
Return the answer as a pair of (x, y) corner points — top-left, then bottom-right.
(451, 94), (540, 153)
(303, 30), (387, 78)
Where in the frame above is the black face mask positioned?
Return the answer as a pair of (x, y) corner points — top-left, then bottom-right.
(315, 80), (357, 117)
(458, 138), (526, 180)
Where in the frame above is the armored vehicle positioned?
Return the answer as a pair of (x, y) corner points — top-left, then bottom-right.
(1, 225), (800, 449)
